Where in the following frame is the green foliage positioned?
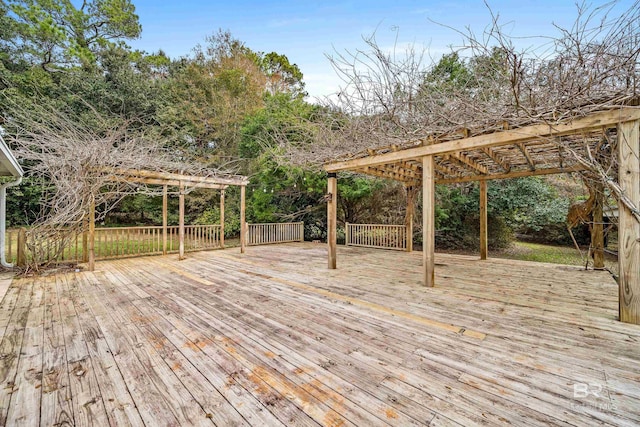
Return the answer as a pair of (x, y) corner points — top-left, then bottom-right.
(423, 52), (473, 92)
(196, 206), (241, 238)
(259, 52), (305, 98)
(239, 92), (405, 241)
(488, 177), (570, 243)
(420, 47), (510, 105)
(239, 92), (318, 159)
(107, 193), (176, 226)
(434, 177), (571, 250)
(163, 30), (267, 157)
(5, 176), (45, 226)
(5, 0), (141, 70)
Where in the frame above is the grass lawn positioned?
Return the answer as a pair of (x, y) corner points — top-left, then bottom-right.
(439, 240), (618, 274)
(492, 241), (618, 273)
(497, 241), (587, 265)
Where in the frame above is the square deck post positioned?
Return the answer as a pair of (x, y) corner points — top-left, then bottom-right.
(423, 156), (435, 286)
(405, 185), (416, 252)
(591, 181), (605, 269)
(328, 173), (337, 269)
(179, 181), (185, 260)
(618, 119), (640, 324)
(162, 184), (168, 255)
(240, 185), (246, 254)
(480, 180), (488, 260)
(88, 196), (95, 271)
(220, 189), (225, 248)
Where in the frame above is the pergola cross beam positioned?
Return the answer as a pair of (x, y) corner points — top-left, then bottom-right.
(325, 109), (640, 173)
(517, 143), (536, 171)
(482, 147), (511, 172)
(444, 152), (489, 175)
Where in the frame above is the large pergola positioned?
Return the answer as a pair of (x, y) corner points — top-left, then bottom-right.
(324, 108), (640, 324)
(93, 168), (250, 270)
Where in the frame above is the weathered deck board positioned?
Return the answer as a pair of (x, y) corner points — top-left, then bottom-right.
(131, 264), (420, 426)
(5, 278), (44, 426)
(0, 243), (639, 426)
(57, 273), (110, 426)
(41, 275), (74, 427)
(69, 273), (145, 426)
(0, 278), (33, 426)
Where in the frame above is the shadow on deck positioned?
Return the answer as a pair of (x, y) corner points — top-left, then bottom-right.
(0, 243), (638, 426)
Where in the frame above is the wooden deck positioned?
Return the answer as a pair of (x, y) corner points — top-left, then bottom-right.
(1, 243), (639, 426)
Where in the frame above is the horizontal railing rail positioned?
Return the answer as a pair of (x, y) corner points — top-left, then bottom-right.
(345, 223), (407, 251)
(247, 222), (304, 246)
(5, 224), (223, 265)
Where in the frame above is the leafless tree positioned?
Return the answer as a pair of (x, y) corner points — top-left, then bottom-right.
(3, 98), (235, 271)
(279, 2), (637, 160)
(272, 1), (640, 235)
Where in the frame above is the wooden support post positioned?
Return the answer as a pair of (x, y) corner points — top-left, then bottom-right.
(423, 156), (435, 286)
(240, 185), (246, 254)
(591, 181), (605, 269)
(327, 173), (337, 269)
(82, 218), (88, 263)
(16, 227), (26, 268)
(88, 197), (95, 271)
(162, 184), (168, 255)
(220, 189), (225, 248)
(618, 119), (640, 324)
(179, 181), (185, 260)
(479, 180), (488, 260)
(405, 186), (417, 252)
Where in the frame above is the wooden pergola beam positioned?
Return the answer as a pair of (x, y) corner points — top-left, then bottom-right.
(390, 162), (421, 177)
(444, 152), (489, 175)
(118, 176), (229, 190)
(359, 166), (420, 185)
(108, 168), (249, 186)
(325, 108), (640, 172)
(517, 143), (536, 171)
(482, 147), (511, 172)
(435, 162), (457, 177)
(435, 164), (585, 184)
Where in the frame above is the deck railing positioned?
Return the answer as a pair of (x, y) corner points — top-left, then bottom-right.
(95, 226), (167, 260)
(4, 224), (223, 264)
(183, 225), (222, 252)
(4, 228), (87, 265)
(345, 223), (407, 251)
(247, 222), (304, 246)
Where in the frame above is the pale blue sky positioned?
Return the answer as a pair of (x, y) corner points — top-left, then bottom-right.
(128, 1), (635, 100)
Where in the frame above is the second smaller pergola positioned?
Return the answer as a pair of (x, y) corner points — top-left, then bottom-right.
(90, 168), (250, 270)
